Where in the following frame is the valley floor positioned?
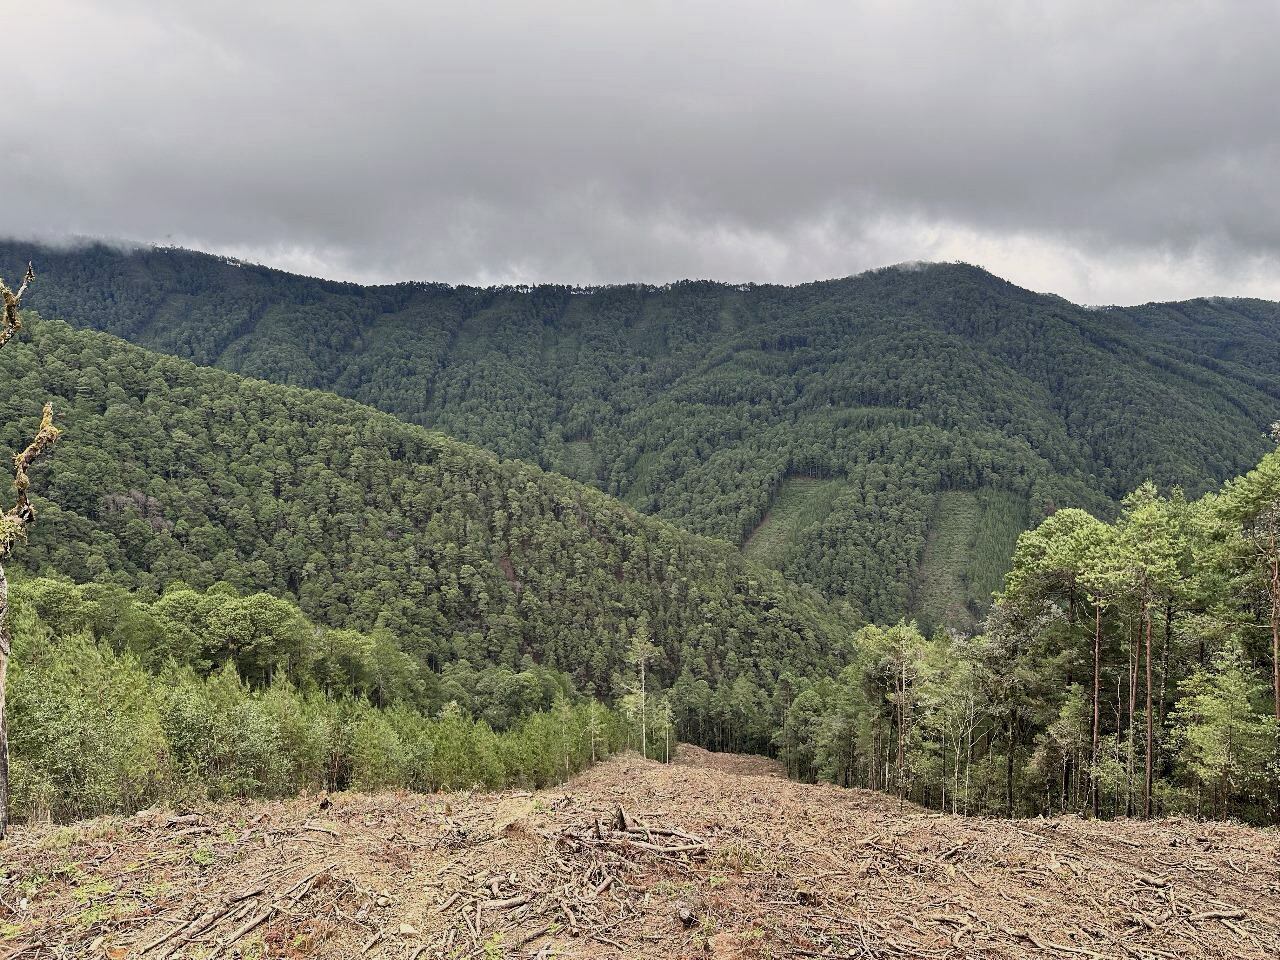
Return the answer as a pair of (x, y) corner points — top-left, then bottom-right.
(2, 747), (1278, 959)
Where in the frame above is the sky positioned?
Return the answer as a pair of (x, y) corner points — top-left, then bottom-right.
(8, 1), (1280, 305)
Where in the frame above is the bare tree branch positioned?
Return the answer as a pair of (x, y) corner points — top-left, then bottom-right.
(0, 262), (34, 350)
(0, 403), (61, 558)
(0, 259), (56, 839)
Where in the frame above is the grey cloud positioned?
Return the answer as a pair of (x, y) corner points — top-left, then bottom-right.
(7, 0), (1280, 303)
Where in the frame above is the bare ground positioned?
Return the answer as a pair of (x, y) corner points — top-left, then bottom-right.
(2, 745), (1278, 959)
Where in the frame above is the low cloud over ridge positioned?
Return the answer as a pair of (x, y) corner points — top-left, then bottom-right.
(8, 1), (1280, 305)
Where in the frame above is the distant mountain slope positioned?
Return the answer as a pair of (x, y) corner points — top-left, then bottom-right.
(0, 317), (843, 749)
(4, 241), (1275, 627)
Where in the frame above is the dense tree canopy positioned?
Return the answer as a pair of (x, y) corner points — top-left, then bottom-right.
(5, 577), (633, 824)
(0, 317), (849, 761)
(777, 443), (1280, 824)
(7, 242), (1275, 628)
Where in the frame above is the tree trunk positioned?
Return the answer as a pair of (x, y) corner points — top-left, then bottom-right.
(964, 716), (973, 816)
(0, 561), (10, 840)
(1006, 716), (1016, 818)
(1160, 600), (1172, 727)
(1091, 601), (1101, 816)
(846, 727), (855, 788)
(0, 401), (59, 841)
(589, 707), (597, 763)
(1127, 621), (1137, 818)
(1144, 606), (1154, 819)
(639, 659), (647, 758)
(896, 660), (906, 798)
(872, 720), (881, 791)
(1114, 677), (1124, 817)
(953, 741), (961, 815)
(1270, 551), (1280, 726)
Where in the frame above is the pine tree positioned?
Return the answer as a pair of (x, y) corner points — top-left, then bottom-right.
(1168, 647), (1277, 818)
(625, 616), (658, 757)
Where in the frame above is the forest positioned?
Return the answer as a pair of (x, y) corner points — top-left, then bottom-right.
(775, 440), (1280, 824)
(6, 241), (1277, 630)
(1, 257), (1278, 830)
(5, 575), (641, 826)
(0, 312), (847, 828)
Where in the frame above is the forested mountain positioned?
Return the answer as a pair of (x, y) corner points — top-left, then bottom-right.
(0, 316), (845, 761)
(2, 261), (1279, 829)
(7, 242), (1275, 628)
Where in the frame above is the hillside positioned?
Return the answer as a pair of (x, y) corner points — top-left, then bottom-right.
(0, 317), (844, 755)
(3, 747), (1277, 959)
(5, 242), (1275, 628)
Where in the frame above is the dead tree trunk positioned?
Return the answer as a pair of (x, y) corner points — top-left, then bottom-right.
(0, 404), (59, 838)
(0, 562), (10, 839)
(0, 263), (60, 839)
(1270, 545), (1280, 726)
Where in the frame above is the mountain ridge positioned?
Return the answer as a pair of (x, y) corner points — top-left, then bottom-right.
(3, 239), (1274, 628)
(16, 237), (1280, 310)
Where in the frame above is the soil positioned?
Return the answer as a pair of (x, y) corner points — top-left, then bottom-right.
(2, 745), (1278, 959)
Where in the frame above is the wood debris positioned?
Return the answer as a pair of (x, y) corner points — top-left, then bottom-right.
(0, 746), (1277, 958)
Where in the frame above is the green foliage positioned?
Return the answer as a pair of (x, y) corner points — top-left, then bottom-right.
(780, 444), (1280, 823)
(8, 242), (1276, 623)
(742, 476), (845, 568)
(911, 489), (1029, 632)
(5, 243), (1280, 826)
(0, 317), (846, 756)
(4, 578), (627, 825)
(912, 491), (983, 632)
(8, 628), (168, 823)
(1167, 649), (1277, 818)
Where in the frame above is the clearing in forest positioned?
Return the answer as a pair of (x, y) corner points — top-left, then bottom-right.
(557, 438), (595, 482)
(912, 488), (1029, 632)
(742, 475), (845, 567)
(2, 745), (1278, 958)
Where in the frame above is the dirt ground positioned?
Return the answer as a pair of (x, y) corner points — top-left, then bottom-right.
(2, 745), (1278, 959)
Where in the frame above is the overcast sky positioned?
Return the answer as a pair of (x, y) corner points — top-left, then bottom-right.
(9, 1), (1280, 304)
